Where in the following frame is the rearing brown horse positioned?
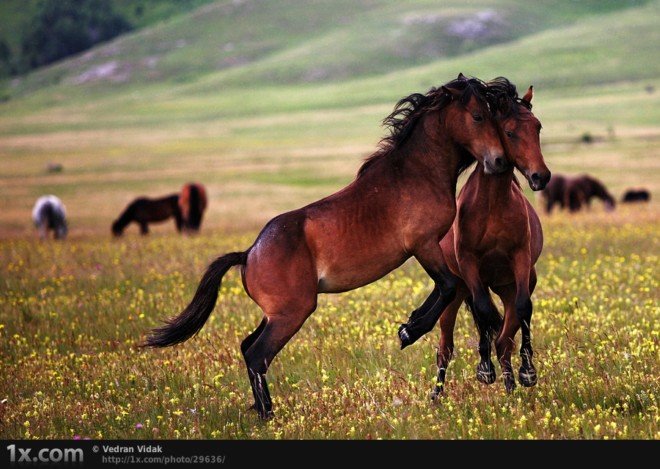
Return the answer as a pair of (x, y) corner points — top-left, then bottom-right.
(144, 75), (507, 419)
(398, 79), (550, 394)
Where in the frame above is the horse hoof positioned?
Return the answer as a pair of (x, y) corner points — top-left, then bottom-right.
(248, 402), (274, 420)
(259, 410), (274, 421)
(476, 361), (496, 385)
(503, 373), (517, 393)
(519, 366), (538, 387)
(398, 324), (413, 349)
(430, 385), (445, 402)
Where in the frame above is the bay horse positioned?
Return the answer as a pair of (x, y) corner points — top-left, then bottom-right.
(32, 195), (68, 240)
(398, 79), (550, 394)
(541, 174), (615, 213)
(144, 75), (508, 419)
(179, 183), (208, 233)
(112, 194), (182, 236)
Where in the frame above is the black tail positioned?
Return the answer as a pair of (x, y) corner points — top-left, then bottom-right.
(464, 295), (502, 337)
(143, 251), (247, 347)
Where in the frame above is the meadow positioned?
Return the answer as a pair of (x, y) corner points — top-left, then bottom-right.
(0, 210), (658, 439)
(0, 0), (659, 440)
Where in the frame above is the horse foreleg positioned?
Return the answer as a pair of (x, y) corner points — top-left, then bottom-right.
(458, 254), (501, 385)
(139, 222), (149, 235)
(493, 284), (519, 393)
(174, 211), (184, 233)
(37, 224), (47, 240)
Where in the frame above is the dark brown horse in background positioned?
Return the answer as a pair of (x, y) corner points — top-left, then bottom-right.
(112, 194), (182, 236)
(144, 75), (508, 419)
(398, 80), (550, 395)
(541, 174), (614, 213)
(179, 183), (208, 233)
(622, 188), (651, 203)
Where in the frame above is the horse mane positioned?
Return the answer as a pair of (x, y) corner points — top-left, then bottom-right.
(357, 76), (489, 178)
(485, 77), (533, 118)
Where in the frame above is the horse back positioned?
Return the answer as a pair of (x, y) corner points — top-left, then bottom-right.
(132, 195), (179, 222)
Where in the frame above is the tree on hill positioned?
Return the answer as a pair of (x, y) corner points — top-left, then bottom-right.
(0, 39), (12, 77)
(20, 0), (132, 71)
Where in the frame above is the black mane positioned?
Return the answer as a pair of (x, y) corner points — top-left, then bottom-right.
(485, 77), (532, 118)
(357, 76), (489, 178)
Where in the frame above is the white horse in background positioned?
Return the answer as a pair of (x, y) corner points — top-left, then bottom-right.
(32, 195), (68, 240)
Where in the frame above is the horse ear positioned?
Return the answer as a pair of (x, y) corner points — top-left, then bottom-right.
(522, 85), (534, 104)
(441, 85), (461, 97)
(458, 72), (466, 80)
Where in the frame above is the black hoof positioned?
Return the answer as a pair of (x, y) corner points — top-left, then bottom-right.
(398, 324), (414, 349)
(519, 366), (538, 387)
(503, 372), (516, 393)
(476, 361), (496, 385)
(430, 385), (444, 401)
(258, 410), (274, 420)
(249, 404), (274, 420)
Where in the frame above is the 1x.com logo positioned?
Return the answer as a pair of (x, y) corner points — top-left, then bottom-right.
(6, 444), (84, 464)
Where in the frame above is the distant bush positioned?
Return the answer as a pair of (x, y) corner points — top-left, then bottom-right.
(20, 0), (132, 71)
(580, 132), (594, 144)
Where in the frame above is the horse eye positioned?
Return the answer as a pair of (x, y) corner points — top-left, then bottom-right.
(505, 130), (514, 138)
(472, 114), (483, 122)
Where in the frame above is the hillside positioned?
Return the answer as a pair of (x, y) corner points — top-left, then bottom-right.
(3, 0), (656, 100)
(0, 0), (215, 57)
(0, 0), (658, 237)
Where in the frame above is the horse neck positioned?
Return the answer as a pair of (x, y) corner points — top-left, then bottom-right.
(396, 117), (466, 192)
(470, 162), (515, 206)
(114, 206), (135, 231)
(590, 182), (613, 202)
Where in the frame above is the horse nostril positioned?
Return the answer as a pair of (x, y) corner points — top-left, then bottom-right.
(494, 157), (505, 168)
(531, 173), (541, 182)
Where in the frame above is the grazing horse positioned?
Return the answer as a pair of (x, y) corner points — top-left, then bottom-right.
(398, 80), (550, 394)
(32, 195), (68, 240)
(179, 183), (208, 233)
(144, 75), (508, 419)
(621, 188), (650, 203)
(541, 174), (614, 213)
(112, 194), (182, 236)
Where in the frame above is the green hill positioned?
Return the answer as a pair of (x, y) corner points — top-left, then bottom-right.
(0, 0), (658, 236)
(4, 0), (656, 99)
(0, 0), (215, 56)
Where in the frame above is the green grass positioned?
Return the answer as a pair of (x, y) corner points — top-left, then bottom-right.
(0, 211), (657, 439)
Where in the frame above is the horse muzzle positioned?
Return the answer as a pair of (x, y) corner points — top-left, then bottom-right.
(483, 155), (510, 175)
(527, 170), (551, 191)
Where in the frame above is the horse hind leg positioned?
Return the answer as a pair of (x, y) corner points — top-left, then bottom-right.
(431, 286), (466, 399)
(518, 268), (538, 387)
(240, 318), (267, 410)
(243, 302), (316, 419)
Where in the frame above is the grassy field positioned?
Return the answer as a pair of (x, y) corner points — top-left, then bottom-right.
(0, 0), (658, 439)
(0, 210), (657, 439)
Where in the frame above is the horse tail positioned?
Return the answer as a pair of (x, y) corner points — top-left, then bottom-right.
(464, 295), (502, 338)
(143, 251), (248, 347)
